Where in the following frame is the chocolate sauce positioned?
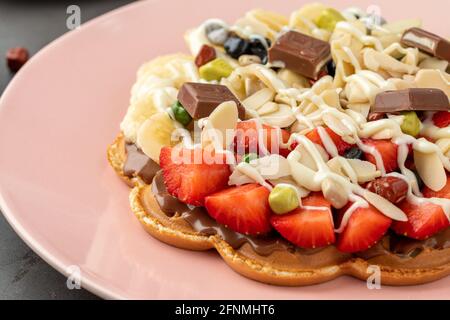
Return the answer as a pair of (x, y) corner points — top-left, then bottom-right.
(389, 229), (450, 257)
(124, 143), (450, 260)
(357, 230), (450, 260)
(151, 171), (292, 256)
(124, 143), (160, 184)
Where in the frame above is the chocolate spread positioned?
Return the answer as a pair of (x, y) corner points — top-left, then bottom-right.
(124, 143), (160, 184)
(124, 143), (450, 260)
(151, 171), (293, 256)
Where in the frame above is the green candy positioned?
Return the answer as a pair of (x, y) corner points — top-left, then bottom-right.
(242, 153), (258, 163)
(269, 185), (299, 215)
(315, 8), (345, 32)
(199, 58), (233, 81)
(171, 101), (192, 126)
(400, 111), (421, 137)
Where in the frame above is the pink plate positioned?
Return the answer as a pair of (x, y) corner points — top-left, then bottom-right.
(0, 0), (448, 299)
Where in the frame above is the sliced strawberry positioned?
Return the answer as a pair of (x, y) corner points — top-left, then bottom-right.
(160, 147), (231, 206)
(361, 139), (398, 173)
(270, 192), (335, 248)
(432, 111), (450, 128)
(423, 175), (450, 199)
(391, 200), (449, 240)
(336, 204), (391, 253)
(205, 184), (272, 235)
(234, 120), (290, 157)
(302, 127), (353, 155)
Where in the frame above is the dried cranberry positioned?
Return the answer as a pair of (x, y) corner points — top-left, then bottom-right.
(195, 44), (216, 68)
(367, 176), (408, 204)
(308, 69), (328, 86)
(368, 112), (386, 122)
(6, 47), (29, 72)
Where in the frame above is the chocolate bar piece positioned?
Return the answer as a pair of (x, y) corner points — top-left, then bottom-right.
(401, 28), (450, 62)
(268, 31), (331, 79)
(124, 143), (160, 184)
(373, 88), (449, 113)
(177, 82), (245, 119)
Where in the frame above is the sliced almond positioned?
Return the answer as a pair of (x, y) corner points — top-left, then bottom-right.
(242, 87), (275, 110)
(320, 89), (342, 110)
(239, 54), (262, 66)
(260, 104), (296, 128)
(322, 113), (353, 137)
(371, 128), (395, 140)
(269, 177), (310, 198)
(347, 159), (381, 183)
(436, 138), (450, 158)
(277, 69), (309, 88)
(363, 48), (418, 75)
(414, 69), (450, 99)
(258, 102), (279, 116)
(244, 77), (265, 97)
(253, 154), (291, 179)
(296, 143), (329, 171)
(202, 101), (238, 149)
(321, 178), (348, 209)
(363, 190), (408, 221)
(288, 151), (322, 192)
(414, 150), (447, 191)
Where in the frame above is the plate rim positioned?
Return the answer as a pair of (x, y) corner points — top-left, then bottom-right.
(1, 0), (449, 300)
(0, 0), (151, 300)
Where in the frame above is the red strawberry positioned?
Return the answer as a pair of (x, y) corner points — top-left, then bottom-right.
(159, 147), (231, 206)
(297, 127), (353, 155)
(270, 192), (335, 248)
(336, 204), (391, 253)
(391, 200), (449, 240)
(205, 184), (272, 235)
(423, 175), (450, 199)
(234, 120), (290, 157)
(361, 139), (398, 173)
(432, 111), (450, 128)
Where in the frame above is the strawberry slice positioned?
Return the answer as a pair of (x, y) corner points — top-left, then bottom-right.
(391, 200), (449, 240)
(160, 147), (231, 206)
(234, 120), (290, 157)
(336, 204), (391, 253)
(291, 127), (353, 155)
(423, 175), (450, 199)
(432, 111), (450, 128)
(361, 139), (398, 173)
(270, 192), (335, 248)
(205, 184), (272, 235)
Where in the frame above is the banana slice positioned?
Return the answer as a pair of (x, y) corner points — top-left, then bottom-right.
(120, 87), (177, 143)
(137, 112), (180, 164)
(121, 54), (198, 143)
(136, 53), (195, 80)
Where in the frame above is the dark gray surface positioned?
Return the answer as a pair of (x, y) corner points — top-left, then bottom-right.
(0, 0), (135, 300)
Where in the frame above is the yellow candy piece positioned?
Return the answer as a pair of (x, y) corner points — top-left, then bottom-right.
(269, 185), (299, 215)
(199, 58), (233, 81)
(315, 8), (345, 32)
